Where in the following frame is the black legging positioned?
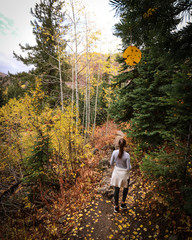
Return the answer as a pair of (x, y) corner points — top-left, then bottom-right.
(114, 178), (130, 206)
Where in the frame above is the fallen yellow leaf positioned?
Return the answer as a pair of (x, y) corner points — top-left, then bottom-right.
(118, 225), (123, 230)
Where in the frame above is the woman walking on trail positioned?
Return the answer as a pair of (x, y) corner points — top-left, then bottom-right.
(110, 138), (131, 213)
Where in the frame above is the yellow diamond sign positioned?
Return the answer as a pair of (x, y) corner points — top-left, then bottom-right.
(123, 46), (142, 66)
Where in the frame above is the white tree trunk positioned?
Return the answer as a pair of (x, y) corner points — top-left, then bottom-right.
(85, 13), (90, 137)
(71, 57), (74, 113)
(58, 52), (64, 113)
(93, 60), (100, 135)
(106, 76), (111, 135)
(71, 0), (79, 125)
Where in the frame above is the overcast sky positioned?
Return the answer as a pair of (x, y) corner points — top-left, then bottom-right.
(0, 0), (121, 75)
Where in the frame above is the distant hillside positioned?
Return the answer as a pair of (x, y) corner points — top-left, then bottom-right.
(66, 52), (121, 89)
(0, 72), (7, 78)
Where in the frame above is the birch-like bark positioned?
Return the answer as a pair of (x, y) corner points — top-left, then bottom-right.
(106, 77), (111, 135)
(58, 47), (64, 113)
(93, 59), (101, 135)
(85, 13), (90, 137)
(82, 93), (86, 133)
(71, 55), (74, 113)
(88, 63), (91, 132)
(71, 0), (79, 125)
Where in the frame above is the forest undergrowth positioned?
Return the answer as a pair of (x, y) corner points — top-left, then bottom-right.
(0, 121), (118, 239)
(67, 169), (192, 240)
(0, 121), (191, 239)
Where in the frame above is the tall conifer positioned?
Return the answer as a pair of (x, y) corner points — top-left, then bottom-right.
(110, 0), (192, 213)
(109, 0), (192, 146)
(14, 0), (70, 107)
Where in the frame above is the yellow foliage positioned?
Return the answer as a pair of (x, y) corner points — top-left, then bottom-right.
(143, 8), (157, 19)
(0, 78), (90, 181)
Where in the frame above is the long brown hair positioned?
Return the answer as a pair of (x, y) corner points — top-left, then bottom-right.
(118, 138), (126, 158)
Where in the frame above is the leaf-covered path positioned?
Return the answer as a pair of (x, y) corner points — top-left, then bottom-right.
(66, 166), (191, 239)
(65, 131), (191, 240)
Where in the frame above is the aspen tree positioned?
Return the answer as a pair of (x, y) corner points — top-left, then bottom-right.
(65, 0), (87, 126)
(85, 13), (91, 136)
(93, 53), (102, 135)
(83, 19), (101, 137)
(66, 1), (101, 132)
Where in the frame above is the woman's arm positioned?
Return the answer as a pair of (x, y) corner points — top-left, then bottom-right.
(126, 156), (132, 171)
(110, 151), (115, 166)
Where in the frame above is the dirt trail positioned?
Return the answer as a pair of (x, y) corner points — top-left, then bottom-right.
(66, 131), (183, 240)
(114, 130), (125, 149)
(67, 130), (130, 240)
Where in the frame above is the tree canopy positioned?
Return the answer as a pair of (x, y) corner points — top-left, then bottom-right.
(109, 0), (192, 215)
(13, 0), (70, 106)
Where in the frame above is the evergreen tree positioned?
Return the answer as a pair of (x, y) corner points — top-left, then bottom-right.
(110, 0), (192, 54)
(110, 49), (173, 147)
(13, 0), (70, 107)
(109, 0), (192, 147)
(24, 130), (51, 183)
(23, 78), (52, 183)
(165, 60), (192, 139)
(6, 71), (36, 101)
(0, 77), (6, 107)
(109, 0), (192, 213)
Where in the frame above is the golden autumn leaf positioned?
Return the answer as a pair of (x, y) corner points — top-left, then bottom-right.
(123, 46), (142, 66)
(118, 225), (123, 230)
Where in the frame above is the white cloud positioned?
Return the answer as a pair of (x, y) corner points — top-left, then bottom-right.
(0, 51), (32, 74)
(0, 0), (37, 74)
(0, 0), (121, 74)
